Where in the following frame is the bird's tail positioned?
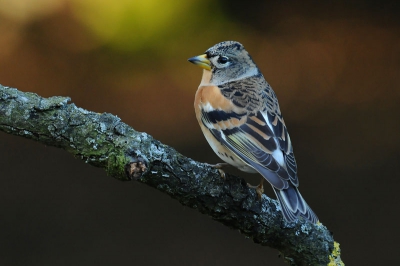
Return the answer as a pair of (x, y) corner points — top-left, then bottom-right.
(273, 185), (318, 224)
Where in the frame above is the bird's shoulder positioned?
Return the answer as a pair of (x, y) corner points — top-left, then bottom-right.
(215, 75), (280, 115)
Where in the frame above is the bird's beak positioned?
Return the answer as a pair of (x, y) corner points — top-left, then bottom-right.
(188, 54), (211, 71)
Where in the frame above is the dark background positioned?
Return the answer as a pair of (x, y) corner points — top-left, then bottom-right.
(1, 1), (399, 265)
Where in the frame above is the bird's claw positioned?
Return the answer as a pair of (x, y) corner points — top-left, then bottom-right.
(208, 163), (229, 178)
(247, 179), (264, 200)
(217, 169), (226, 178)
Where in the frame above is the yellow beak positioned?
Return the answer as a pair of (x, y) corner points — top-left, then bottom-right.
(188, 54), (211, 71)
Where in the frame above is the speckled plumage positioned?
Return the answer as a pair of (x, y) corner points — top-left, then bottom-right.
(189, 41), (318, 224)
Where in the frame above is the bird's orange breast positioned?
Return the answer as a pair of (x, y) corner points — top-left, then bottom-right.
(194, 85), (243, 118)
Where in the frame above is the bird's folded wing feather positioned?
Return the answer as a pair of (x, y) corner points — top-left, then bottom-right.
(201, 107), (299, 190)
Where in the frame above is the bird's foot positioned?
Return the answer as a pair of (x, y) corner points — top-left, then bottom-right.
(208, 163), (229, 178)
(247, 178), (264, 200)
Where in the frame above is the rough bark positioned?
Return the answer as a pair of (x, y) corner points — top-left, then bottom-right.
(0, 85), (343, 266)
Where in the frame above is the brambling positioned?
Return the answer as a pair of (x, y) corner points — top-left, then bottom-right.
(188, 41), (318, 224)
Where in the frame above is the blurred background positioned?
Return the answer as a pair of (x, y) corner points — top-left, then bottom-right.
(0, 0), (399, 265)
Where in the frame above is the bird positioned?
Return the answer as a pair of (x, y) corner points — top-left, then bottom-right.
(188, 41), (318, 224)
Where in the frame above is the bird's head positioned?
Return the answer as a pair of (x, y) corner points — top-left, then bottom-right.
(188, 41), (260, 85)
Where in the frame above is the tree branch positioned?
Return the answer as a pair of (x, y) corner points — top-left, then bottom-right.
(0, 85), (343, 266)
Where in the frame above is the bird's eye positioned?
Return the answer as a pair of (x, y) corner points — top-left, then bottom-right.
(217, 56), (229, 64)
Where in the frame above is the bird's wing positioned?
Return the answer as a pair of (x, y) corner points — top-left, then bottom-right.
(264, 108), (299, 186)
(201, 106), (298, 190)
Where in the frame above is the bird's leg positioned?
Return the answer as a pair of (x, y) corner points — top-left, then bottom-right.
(209, 162), (229, 168)
(247, 177), (264, 199)
(208, 163), (229, 178)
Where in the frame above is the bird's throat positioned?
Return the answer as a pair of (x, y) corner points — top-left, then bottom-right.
(199, 69), (213, 87)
